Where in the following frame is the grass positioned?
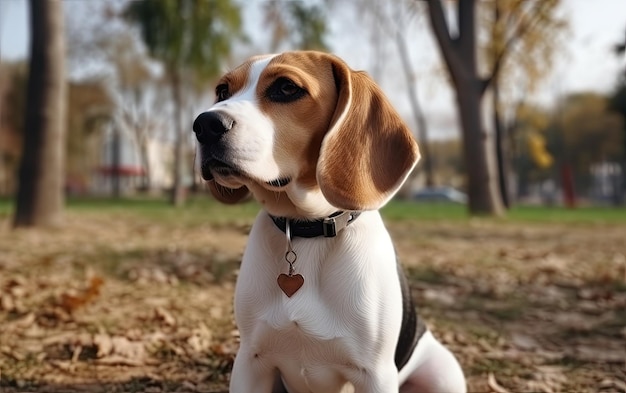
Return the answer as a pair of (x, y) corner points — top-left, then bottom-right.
(385, 199), (626, 224)
(382, 199), (468, 221)
(0, 195), (260, 226)
(507, 204), (626, 224)
(2, 195), (626, 225)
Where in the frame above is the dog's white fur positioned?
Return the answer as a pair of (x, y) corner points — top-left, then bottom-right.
(195, 51), (466, 393)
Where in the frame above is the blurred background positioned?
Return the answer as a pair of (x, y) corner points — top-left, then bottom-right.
(1, 2), (626, 392)
(2, 0), (625, 219)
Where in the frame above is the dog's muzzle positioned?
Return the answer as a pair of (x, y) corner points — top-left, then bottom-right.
(193, 111), (238, 181)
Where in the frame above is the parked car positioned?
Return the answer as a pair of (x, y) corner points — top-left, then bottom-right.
(412, 186), (467, 204)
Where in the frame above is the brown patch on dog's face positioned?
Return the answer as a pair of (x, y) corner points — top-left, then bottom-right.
(214, 58), (256, 101)
(256, 52), (340, 189)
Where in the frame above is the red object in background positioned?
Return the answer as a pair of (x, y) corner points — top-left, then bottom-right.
(561, 164), (576, 208)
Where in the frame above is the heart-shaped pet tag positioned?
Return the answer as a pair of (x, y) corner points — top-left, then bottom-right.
(277, 273), (304, 297)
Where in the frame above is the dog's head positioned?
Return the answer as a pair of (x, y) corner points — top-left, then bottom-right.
(194, 51), (419, 219)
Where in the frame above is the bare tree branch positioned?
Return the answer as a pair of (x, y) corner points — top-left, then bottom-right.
(457, 0), (477, 67)
(423, 0), (463, 86)
(481, 0), (554, 94)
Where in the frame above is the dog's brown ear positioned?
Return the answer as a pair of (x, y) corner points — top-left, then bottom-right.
(316, 56), (420, 211)
(207, 181), (250, 204)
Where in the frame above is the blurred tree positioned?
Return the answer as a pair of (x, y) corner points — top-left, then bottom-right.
(359, 1), (434, 188)
(558, 94), (622, 171)
(124, 0), (243, 206)
(422, 0), (564, 215)
(64, 3), (172, 195)
(614, 27), (626, 62)
(526, 132), (553, 170)
(609, 80), (626, 142)
(547, 93), (623, 196)
(429, 139), (464, 186)
(423, 0), (504, 216)
(608, 27), (626, 203)
(65, 81), (113, 195)
(512, 96), (623, 203)
(103, 30), (167, 193)
(0, 62), (28, 195)
(481, 0), (566, 208)
(14, 0), (67, 227)
(393, 9), (434, 188)
(264, 0), (329, 51)
(510, 103), (552, 198)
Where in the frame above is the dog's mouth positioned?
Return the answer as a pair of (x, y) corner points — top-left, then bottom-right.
(265, 177), (291, 188)
(202, 159), (291, 189)
(201, 159), (239, 181)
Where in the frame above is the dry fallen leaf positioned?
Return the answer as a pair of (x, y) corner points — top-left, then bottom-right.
(50, 360), (75, 372)
(93, 333), (113, 358)
(488, 372), (510, 393)
(510, 333), (539, 351)
(95, 354), (147, 367)
(154, 306), (176, 327)
(574, 346), (625, 363)
(599, 378), (626, 392)
(6, 312), (36, 331)
(1, 294), (15, 311)
(59, 276), (104, 313)
(92, 334), (152, 366)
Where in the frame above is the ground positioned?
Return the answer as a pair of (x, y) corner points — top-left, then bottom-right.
(0, 201), (625, 392)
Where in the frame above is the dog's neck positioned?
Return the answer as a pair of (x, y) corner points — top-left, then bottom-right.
(268, 211), (361, 238)
(247, 181), (339, 219)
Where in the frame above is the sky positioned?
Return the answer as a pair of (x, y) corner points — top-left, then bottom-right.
(1, 0), (625, 139)
(550, 0), (625, 95)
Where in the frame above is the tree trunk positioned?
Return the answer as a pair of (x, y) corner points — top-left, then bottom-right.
(170, 68), (186, 207)
(493, 78), (510, 208)
(425, 0), (504, 216)
(457, 80), (505, 215)
(14, 0), (66, 228)
(139, 140), (152, 192)
(395, 31), (434, 187)
(111, 121), (121, 198)
(618, 158), (626, 206)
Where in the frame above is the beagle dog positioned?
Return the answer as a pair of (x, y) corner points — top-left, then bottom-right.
(193, 51), (466, 393)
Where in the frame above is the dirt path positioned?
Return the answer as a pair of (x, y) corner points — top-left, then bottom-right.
(1, 213), (625, 392)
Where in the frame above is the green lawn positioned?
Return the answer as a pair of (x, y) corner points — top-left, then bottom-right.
(0, 195), (259, 226)
(2, 195), (626, 225)
(385, 199), (626, 224)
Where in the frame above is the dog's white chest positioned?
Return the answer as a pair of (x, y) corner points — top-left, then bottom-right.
(238, 231), (365, 340)
(232, 212), (405, 392)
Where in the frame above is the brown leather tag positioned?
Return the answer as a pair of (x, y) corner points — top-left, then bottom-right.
(277, 273), (304, 297)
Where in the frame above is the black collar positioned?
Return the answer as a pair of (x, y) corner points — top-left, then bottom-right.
(269, 211), (361, 238)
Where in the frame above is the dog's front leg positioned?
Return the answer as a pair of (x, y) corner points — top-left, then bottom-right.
(351, 366), (399, 393)
(230, 347), (281, 393)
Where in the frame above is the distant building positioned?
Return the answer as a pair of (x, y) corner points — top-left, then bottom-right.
(590, 162), (623, 205)
(91, 121), (174, 196)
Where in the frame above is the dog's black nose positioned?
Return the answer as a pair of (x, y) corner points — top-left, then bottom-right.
(193, 111), (235, 144)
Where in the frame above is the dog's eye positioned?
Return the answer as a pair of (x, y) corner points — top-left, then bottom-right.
(267, 77), (306, 103)
(215, 84), (230, 102)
